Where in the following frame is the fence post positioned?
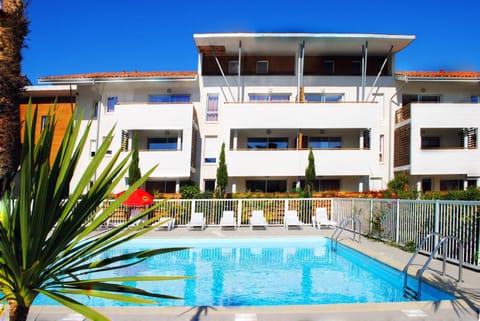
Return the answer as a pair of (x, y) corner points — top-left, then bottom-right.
(237, 199), (243, 227)
(434, 200), (440, 246)
(191, 200), (196, 216)
(395, 199), (400, 245)
(369, 199), (373, 232)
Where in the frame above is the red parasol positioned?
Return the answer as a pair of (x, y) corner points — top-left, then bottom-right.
(116, 188), (154, 206)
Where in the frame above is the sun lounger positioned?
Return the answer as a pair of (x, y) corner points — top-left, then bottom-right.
(250, 210), (268, 230)
(156, 217), (175, 231)
(284, 210), (303, 229)
(312, 207), (337, 228)
(188, 212), (206, 230)
(220, 210), (236, 230)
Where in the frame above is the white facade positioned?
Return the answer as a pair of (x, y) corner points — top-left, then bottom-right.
(34, 33), (480, 194)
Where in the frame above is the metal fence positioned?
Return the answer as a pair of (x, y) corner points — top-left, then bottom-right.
(101, 197), (480, 270)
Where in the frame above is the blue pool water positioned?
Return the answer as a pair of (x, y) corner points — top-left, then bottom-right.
(34, 237), (453, 306)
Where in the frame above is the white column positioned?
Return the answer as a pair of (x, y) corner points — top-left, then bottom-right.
(359, 131), (364, 149)
(464, 130), (468, 149)
(296, 180), (301, 190)
(463, 179), (469, 190)
(416, 178), (422, 193)
(233, 130), (238, 150)
(177, 132), (182, 150)
(232, 180), (237, 194)
(358, 180), (364, 193)
(477, 178), (480, 188)
(175, 179), (180, 193)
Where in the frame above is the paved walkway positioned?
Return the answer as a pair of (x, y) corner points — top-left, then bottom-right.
(28, 226), (480, 321)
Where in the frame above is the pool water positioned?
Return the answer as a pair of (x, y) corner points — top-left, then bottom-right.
(34, 237), (453, 306)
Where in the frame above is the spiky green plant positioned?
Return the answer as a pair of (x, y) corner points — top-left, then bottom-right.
(0, 106), (189, 321)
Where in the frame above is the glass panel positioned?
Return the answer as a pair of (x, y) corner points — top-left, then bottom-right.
(149, 95), (190, 103)
(308, 137), (342, 148)
(107, 96), (118, 112)
(247, 137), (288, 149)
(147, 138), (177, 150)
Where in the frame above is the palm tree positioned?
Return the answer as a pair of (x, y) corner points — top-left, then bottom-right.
(0, 106), (188, 321)
(0, 0), (29, 196)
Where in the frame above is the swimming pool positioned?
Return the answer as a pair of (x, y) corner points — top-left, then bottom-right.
(34, 237), (453, 306)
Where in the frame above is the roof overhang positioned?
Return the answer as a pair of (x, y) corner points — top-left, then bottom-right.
(194, 33), (416, 56)
(38, 72), (198, 85)
(24, 85), (77, 96)
(395, 71), (480, 82)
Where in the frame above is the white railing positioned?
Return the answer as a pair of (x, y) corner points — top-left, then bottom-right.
(100, 197), (480, 270)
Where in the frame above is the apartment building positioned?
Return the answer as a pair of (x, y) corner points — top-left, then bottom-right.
(27, 32), (480, 194)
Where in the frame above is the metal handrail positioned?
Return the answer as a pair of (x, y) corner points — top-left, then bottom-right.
(332, 216), (362, 251)
(403, 233), (463, 300)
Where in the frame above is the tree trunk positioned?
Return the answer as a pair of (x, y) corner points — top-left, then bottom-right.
(8, 300), (29, 321)
(0, 0), (29, 196)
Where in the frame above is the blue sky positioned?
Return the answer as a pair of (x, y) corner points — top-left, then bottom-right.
(22, 0), (480, 84)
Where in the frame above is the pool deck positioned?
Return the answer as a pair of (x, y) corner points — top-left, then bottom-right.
(29, 226), (480, 321)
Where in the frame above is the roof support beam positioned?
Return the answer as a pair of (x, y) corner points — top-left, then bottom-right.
(214, 55), (236, 103)
(366, 45), (393, 101)
(237, 40), (242, 103)
(296, 41), (305, 102)
(361, 41), (368, 102)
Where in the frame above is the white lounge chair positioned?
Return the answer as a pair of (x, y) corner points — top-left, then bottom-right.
(284, 210), (303, 229)
(250, 210), (268, 230)
(220, 210), (236, 230)
(156, 217), (175, 231)
(312, 207), (337, 229)
(188, 212), (206, 230)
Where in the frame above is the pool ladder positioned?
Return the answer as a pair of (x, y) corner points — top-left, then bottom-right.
(331, 216), (362, 251)
(403, 232), (463, 300)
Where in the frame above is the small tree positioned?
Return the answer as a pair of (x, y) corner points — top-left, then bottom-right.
(215, 143), (228, 198)
(127, 133), (141, 186)
(304, 149), (316, 197)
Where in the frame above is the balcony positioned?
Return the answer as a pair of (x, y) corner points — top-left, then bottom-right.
(226, 149), (375, 177)
(115, 103), (194, 130)
(222, 102), (381, 129)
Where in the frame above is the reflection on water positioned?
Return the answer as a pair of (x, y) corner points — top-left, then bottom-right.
(34, 238), (450, 307)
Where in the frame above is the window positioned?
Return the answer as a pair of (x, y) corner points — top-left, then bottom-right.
(40, 116), (49, 130)
(304, 94), (343, 103)
(471, 96), (480, 103)
(204, 180), (215, 192)
(149, 95), (190, 103)
(422, 178), (432, 192)
(440, 179), (463, 191)
(256, 60), (268, 74)
(247, 137), (288, 149)
(352, 60), (361, 75)
(206, 94), (219, 121)
(307, 137), (342, 149)
(204, 136), (218, 163)
(228, 60), (239, 74)
(107, 96), (117, 112)
(246, 180), (287, 193)
(147, 137), (178, 150)
(93, 101), (99, 119)
(249, 94), (290, 102)
(90, 140), (96, 157)
(146, 181), (176, 193)
(403, 94), (440, 105)
(323, 60), (335, 75)
(319, 179), (340, 191)
(421, 136), (440, 149)
(379, 134), (384, 162)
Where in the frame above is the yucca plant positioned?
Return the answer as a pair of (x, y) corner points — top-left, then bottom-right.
(0, 105), (189, 321)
